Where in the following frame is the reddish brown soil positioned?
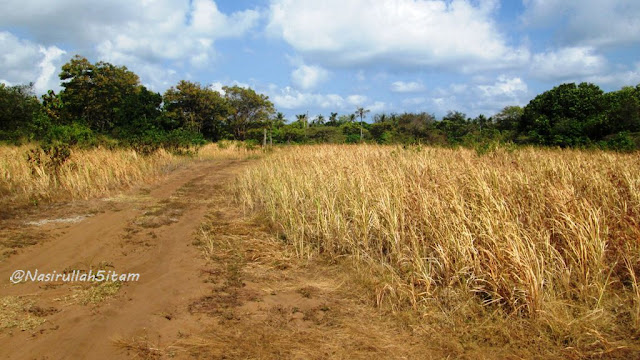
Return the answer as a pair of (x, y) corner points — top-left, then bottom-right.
(0, 159), (436, 360)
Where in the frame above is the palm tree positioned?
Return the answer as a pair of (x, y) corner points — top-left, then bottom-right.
(374, 113), (387, 123)
(313, 114), (325, 127)
(274, 112), (286, 127)
(355, 107), (370, 141)
(296, 113), (309, 140)
(270, 112), (287, 145)
(328, 112), (338, 126)
(295, 113), (308, 128)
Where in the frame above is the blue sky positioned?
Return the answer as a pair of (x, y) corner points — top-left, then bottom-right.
(1, 0), (639, 120)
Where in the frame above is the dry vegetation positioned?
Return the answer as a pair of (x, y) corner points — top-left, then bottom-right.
(0, 145), (177, 207)
(237, 144), (640, 357)
(0, 141), (260, 210)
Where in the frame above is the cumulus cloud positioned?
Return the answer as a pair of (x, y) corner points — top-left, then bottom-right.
(430, 75), (530, 116)
(584, 63), (640, 88)
(209, 82), (226, 93)
(0, 32), (66, 93)
(291, 64), (329, 90)
(347, 95), (367, 106)
(34, 46), (67, 93)
(391, 81), (425, 93)
(368, 101), (386, 113)
(522, 0), (640, 47)
(530, 46), (608, 81)
(267, 0), (529, 71)
(0, 0), (261, 90)
(480, 76), (527, 98)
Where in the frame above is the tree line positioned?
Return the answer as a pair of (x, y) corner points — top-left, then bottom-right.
(258, 83), (640, 151)
(0, 55), (274, 152)
(1, 55), (639, 152)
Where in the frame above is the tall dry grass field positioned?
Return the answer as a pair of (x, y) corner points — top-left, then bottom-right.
(0, 145), (180, 207)
(237, 144), (640, 356)
(0, 142), (262, 209)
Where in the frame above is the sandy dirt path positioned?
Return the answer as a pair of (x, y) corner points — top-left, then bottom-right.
(0, 159), (436, 360)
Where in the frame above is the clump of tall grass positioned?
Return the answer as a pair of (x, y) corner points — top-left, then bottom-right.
(237, 144), (640, 355)
(196, 140), (266, 160)
(0, 144), (180, 207)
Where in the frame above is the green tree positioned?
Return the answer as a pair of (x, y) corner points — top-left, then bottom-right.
(114, 86), (163, 139)
(224, 85), (274, 140)
(373, 113), (388, 123)
(604, 85), (640, 134)
(312, 114), (325, 126)
(438, 111), (469, 143)
(0, 83), (44, 140)
(295, 113), (309, 129)
(59, 55), (141, 133)
(494, 106), (523, 131)
(520, 82), (606, 146)
(273, 112), (287, 128)
(397, 112), (435, 140)
(326, 112), (339, 126)
(163, 80), (230, 140)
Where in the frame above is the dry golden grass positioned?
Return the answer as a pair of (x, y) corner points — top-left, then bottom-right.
(0, 145), (178, 206)
(0, 295), (47, 332)
(196, 140), (265, 160)
(0, 142), (260, 209)
(237, 144), (640, 357)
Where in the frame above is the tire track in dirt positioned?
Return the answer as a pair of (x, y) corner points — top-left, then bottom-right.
(0, 159), (249, 360)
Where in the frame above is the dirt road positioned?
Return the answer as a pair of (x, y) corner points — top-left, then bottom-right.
(0, 159), (435, 359)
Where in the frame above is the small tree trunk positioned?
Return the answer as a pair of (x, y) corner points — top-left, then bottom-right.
(263, 128), (267, 147)
(269, 129), (273, 146)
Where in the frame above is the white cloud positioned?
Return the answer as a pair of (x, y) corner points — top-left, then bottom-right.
(34, 46), (67, 94)
(208, 80), (253, 95)
(347, 95), (367, 106)
(210, 82), (225, 93)
(391, 81), (425, 93)
(271, 87), (346, 109)
(530, 46), (608, 81)
(477, 76), (528, 98)
(268, 0), (529, 71)
(584, 63), (640, 88)
(0, 0), (261, 90)
(430, 76), (530, 116)
(368, 101), (386, 113)
(291, 64), (329, 90)
(522, 0), (640, 48)
(0, 32), (66, 93)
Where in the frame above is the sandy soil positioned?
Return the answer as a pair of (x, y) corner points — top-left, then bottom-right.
(0, 159), (436, 360)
